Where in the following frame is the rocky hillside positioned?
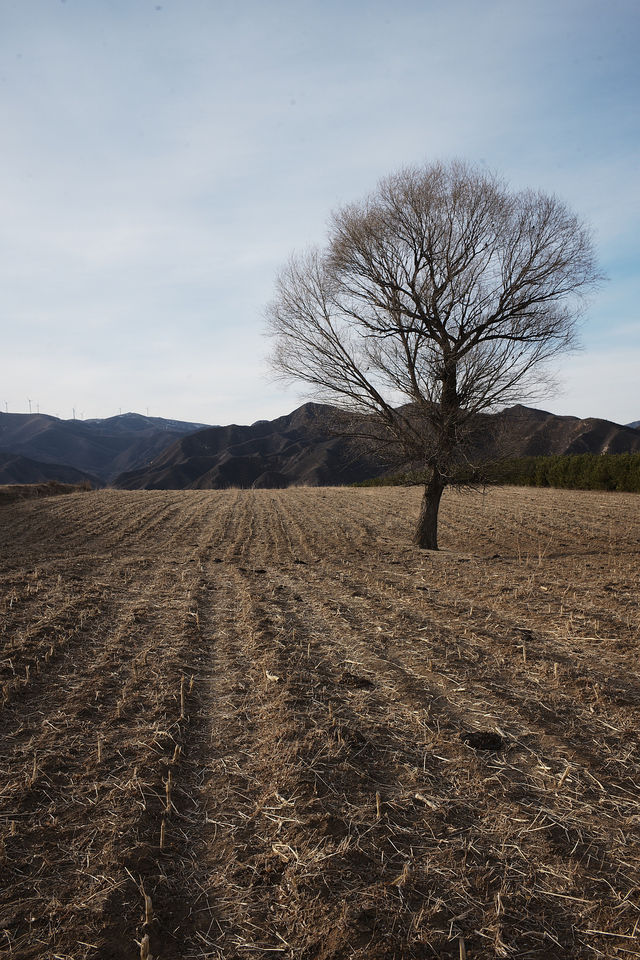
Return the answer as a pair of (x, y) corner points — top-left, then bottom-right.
(115, 403), (640, 490)
(492, 406), (640, 457)
(115, 404), (383, 489)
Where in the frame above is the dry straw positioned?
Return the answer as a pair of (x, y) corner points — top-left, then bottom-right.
(2, 484), (640, 957)
(165, 771), (172, 813)
(144, 893), (154, 925)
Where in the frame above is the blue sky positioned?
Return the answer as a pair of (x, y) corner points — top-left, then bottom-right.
(1, 0), (638, 425)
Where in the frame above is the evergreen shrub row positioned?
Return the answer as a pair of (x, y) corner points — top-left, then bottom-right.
(355, 454), (640, 493)
(486, 453), (640, 491)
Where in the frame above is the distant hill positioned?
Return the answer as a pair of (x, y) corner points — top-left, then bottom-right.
(0, 412), (211, 484)
(116, 403), (384, 489)
(115, 403), (640, 490)
(491, 406), (640, 457)
(628, 420), (640, 430)
(4, 405), (637, 491)
(0, 452), (97, 486)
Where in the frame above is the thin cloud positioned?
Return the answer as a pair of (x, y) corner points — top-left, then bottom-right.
(1, 0), (638, 424)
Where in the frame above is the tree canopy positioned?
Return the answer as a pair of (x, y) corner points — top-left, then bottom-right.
(267, 160), (601, 548)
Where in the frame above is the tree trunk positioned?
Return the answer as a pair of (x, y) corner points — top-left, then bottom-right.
(414, 474), (445, 549)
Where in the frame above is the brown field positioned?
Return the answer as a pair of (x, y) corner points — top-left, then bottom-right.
(1, 485), (639, 960)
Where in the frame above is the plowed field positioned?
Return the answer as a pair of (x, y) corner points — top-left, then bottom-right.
(1, 486), (639, 959)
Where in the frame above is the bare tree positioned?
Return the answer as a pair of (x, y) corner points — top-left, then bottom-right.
(266, 160), (601, 549)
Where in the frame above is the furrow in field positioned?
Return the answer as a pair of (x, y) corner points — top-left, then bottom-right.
(0, 495), (236, 959)
(307, 543), (639, 707)
(91, 495), (239, 960)
(220, 490), (259, 563)
(276, 550), (639, 811)
(190, 555), (635, 958)
(0, 559), (185, 945)
(177, 561), (466, 958)
(274, 488), (638, 684)
(1, 486), (638, 960)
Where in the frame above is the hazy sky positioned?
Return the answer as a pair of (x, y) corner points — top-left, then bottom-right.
(1, 0), (638, 425)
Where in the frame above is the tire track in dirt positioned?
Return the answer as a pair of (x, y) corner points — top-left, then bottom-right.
(92, 491), (241, 959)
(180, 561), (454, 958)
(0, 492), (236, 959)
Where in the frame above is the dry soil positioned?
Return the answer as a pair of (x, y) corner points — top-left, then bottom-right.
(0, 486), (639, 959)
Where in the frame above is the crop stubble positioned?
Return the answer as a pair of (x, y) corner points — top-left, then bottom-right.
(0, 486), (638, 959)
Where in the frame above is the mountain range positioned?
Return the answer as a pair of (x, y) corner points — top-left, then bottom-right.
(116, 403), (383, 489)
(0, 412), (211, 485)
(116, 403), (640, 490)
(0, 405), (638, 490)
